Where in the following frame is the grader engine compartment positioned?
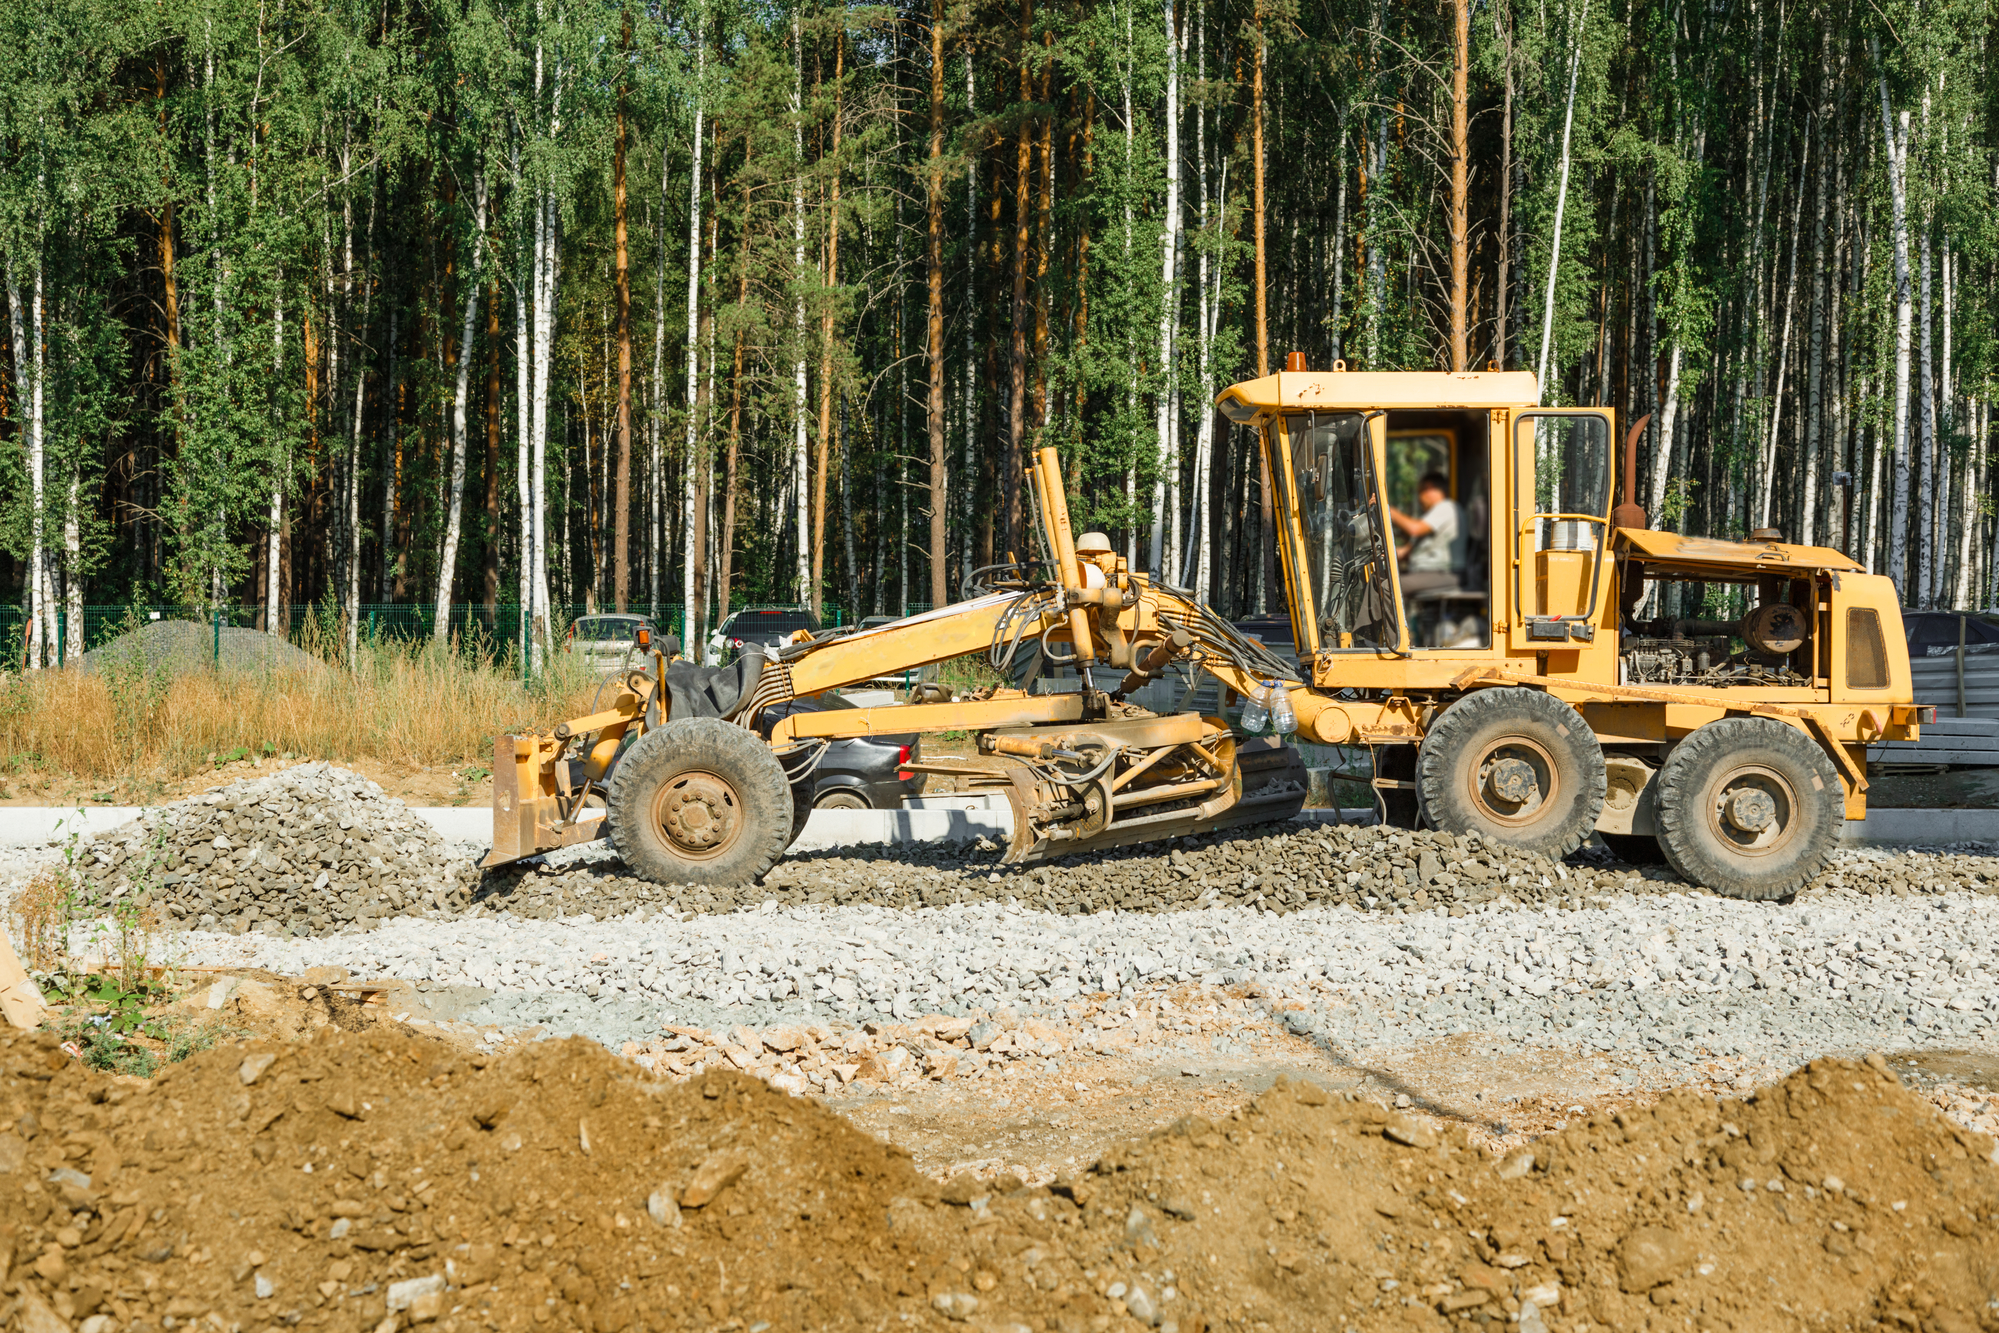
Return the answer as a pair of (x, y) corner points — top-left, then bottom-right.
(1618, 579), (1818, 690)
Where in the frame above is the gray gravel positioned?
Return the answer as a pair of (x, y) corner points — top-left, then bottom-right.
(77, 618), (327, 677)
(70, 763), (477, 931)
(14, 762), (1993, 1090)
(183, 861), (1999, 1078)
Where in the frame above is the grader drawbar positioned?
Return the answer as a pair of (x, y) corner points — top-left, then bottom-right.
(493, 364), (1923, 900)
(485, 447), (1312, 888)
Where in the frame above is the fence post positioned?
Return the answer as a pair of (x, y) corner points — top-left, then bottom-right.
(56, 608), (65, 667)
(213, 610), (221, 667)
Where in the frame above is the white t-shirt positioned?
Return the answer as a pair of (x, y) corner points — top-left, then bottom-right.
(1408, 498), (1460, 572)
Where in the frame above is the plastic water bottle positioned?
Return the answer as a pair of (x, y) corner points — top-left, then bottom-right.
(1269, 681), (1296, 735)
(1239, 681), (1270, 733)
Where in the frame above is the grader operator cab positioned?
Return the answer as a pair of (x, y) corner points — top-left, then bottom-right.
(1219, 362), (1919, 897)
(488, 365), (1917, 901)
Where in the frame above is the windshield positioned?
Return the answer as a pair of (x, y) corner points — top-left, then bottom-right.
(1280, 412), (1397, 651)
(1530, 414), (1611, 551)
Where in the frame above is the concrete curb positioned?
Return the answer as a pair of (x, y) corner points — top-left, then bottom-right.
(2, 802), (1992, 852)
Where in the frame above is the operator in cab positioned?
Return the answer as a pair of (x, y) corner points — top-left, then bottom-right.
(1389, 471), (1459, 602)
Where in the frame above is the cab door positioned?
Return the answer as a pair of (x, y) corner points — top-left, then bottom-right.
(1508, 409), (1615, 653)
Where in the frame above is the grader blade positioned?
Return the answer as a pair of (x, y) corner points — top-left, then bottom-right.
(997, 733), (1310, 865)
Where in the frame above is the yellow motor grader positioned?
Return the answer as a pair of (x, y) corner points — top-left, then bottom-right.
(488, 364), (1920, 900)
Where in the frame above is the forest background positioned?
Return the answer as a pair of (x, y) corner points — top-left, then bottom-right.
(0, 0), (1993, 672)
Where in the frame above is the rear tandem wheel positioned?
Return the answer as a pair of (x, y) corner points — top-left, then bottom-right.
(1652, 718), (1842, 901)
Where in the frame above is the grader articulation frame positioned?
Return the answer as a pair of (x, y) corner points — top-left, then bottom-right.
(491, 366), (1920, 900)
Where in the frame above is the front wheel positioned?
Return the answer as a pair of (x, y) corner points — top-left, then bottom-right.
(1653, 719), (1841, 901)
(1416, 687), (1606, 858)
(607, 717), (794, 887)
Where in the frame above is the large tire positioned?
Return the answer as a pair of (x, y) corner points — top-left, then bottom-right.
(1416, 687), (1606, 858)
(1653, 718), (1841, 901)
(607, 717), (793, 887)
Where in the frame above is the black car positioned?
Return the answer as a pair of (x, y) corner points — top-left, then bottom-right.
(708, 606), (819, 663)
(758, 692), (923, 812)
(1903, 610), (1999, 656)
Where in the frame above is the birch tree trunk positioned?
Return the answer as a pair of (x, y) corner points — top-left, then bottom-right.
(1758, 124), (1807, 530)
(268, 279), (285, 635)
(344, 179), (375, 662)
(1003, 0), (1033, 561)
(1876, 53), (1914, 601)
(1801, 32), (1831, 548)
(1150, 0), (1182, 576)
(683, 20), (706, 645)
(435, 172), (489, 640)
(64, 467), (81, 654)
(791, 16), (812, 606)
(514, 143), (533, 662)
(1535, 0), (1592, 402)
(925, 0), (950, 607)
(1917, 231), (1935, 606)
(10, 256), (46, 668)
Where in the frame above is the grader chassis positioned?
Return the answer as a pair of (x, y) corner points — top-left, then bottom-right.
(489, 366), (1920, 900)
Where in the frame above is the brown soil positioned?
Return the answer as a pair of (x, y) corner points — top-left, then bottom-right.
(3, 1021), (1997, 1333)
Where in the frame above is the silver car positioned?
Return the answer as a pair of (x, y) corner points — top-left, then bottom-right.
(566, 614), (659, 672)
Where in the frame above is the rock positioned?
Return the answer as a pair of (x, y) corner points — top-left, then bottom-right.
(940, 1175), (986, 1206)
(931, 1292), (980, 1321)
(856, 1047), (913, 1081)
(386, 1274), (445, 1312)
(1383, 1115), (1435, 1149)
(1159, 1195), (1197, 1221)
(17, 1291), (68, 1333)
(408, 1290), (446, 1324)
(1496, 1150), (1534, 1180)
(239, 1053), (278, 1086)
(681, 1149), (750, 1208)
(1124, 1205), (1161, 1249)
(1125, 1283), (1160, 1324)
(647, 1187), (682, 1228)
(1617, 1227), (1694, 1293)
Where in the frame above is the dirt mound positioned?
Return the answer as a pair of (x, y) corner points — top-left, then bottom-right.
(76, 619), (327, 680)
(74, 764), (478, 934)
(2, 1021), (1995, 1333)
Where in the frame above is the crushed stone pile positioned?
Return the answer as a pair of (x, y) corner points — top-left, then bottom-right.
(76, 618), (327, 679)
(1, 1030), (1995, 1333)
(74, 763), (479, 934)
(467, 821), (1999, 925)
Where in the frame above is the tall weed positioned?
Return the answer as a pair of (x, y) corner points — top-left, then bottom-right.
(0, 635), (598, 781)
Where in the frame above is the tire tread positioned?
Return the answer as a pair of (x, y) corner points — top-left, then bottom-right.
(1653, 718), (1840, 901)
(607, 717), (793, 887)
(1416, 687), (1607, 858)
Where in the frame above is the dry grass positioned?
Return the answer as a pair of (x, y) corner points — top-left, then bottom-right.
(0, 637), (602, 783)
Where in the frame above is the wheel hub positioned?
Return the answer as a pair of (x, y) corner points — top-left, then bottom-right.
(1723, 787), (1777, 833)
(659, 774), (741, 853)
(1484, 757), (1538, 806)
